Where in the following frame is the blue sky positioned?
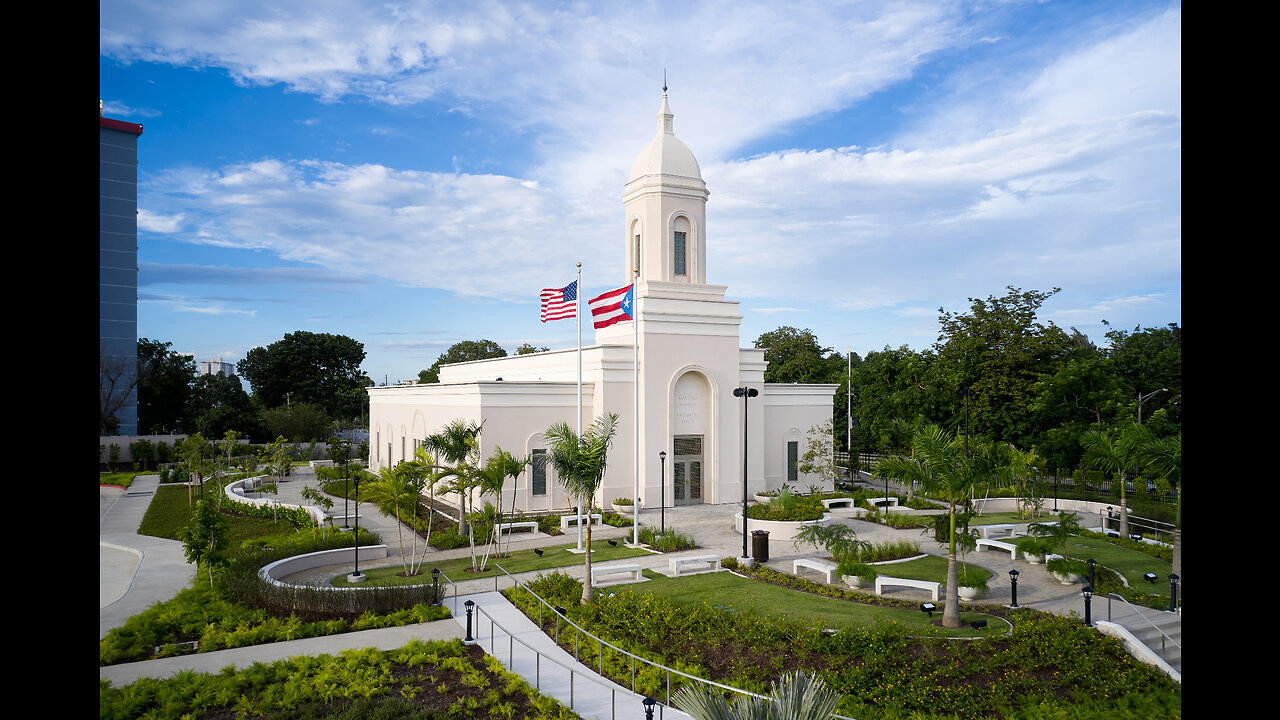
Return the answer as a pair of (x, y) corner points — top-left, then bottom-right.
(101, 0), (1181, 387)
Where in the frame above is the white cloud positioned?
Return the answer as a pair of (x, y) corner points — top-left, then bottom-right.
(137, 209), (184, 233)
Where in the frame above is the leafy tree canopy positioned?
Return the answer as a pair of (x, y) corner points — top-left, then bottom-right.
(261, 402), (333, 443)
(237, 331), (369, 419)
(186, 373), (260, 440)
(516, 343), (549, 355)
(934, 287), (1073, 446)
(137, 338), (196, 435)
(419, 339), (507, 383)
(754, 326), (844, 384)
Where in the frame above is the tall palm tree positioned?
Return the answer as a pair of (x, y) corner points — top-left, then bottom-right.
(674, 670), (841, 720)
(544, 414), (619, 604)
(875, 424), (1003, 629)
(1138, 433), (1181, 575)
(1080, 423), (1148, 538)
(422, 420), (483, 537)
(474, 447), (530, 568)
(362, 463), (425, 576)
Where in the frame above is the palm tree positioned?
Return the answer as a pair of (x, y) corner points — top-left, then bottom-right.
(674, 670), (841, 720)
(874, 424), (1003, 629)
(1080, 423), (1148, 538)
(421, 420), (483, 538)
(544, 414), (619, 604)
(1138, 432), (1181, 575)
(362, 462), (429, 577)
(473, 447), (530, 569)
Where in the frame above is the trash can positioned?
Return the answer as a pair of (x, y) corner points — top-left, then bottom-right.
(751, 529), (770, 563)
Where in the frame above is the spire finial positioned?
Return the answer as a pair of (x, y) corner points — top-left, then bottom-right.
(663, 69), (667, 93)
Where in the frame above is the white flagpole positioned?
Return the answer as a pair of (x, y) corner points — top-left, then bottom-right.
(632, 271), (640, 546)
(576, 262), (584, 551)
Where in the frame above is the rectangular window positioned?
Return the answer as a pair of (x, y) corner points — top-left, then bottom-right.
(634, 234), (641, 277)
(674, 231), (686, 275)
(532, 449), (546, 495)
(787, 441), (799, 483)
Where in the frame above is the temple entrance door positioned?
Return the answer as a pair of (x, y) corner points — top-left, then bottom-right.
(672, 435), (703, 505)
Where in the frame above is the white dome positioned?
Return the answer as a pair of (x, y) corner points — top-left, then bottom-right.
(628, 94), (702, 182)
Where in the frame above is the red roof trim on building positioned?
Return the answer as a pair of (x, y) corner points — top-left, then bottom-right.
(100, 117), (143, 135)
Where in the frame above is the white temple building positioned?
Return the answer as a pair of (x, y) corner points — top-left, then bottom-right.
(367, 93), (837, 514)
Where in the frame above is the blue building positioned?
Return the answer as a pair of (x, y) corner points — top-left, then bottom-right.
(100, 110), (143, 435)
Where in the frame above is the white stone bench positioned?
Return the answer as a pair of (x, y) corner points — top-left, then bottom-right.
(793, 558), (838, 584)
(975, 524), (1015, 539)
(822, 497), (856, 510)
(669, 555), (721, 576)
(591, 563), (643, 584)
(868, 496), (899, 508)
(496, 521), (540, 535)
(560, 513), (604, 531)
(976, 539), (1017, 557)
(874, 575), (940, 601)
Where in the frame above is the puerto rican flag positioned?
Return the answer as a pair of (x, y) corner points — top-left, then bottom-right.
(588, 284), (635, 329)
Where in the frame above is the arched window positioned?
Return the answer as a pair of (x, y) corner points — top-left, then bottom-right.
(673, 215), (691, 278)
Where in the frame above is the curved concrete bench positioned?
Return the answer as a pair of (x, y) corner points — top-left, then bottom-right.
(976, 539), (1017, 557)
(259, 545), (391, 586)
(225, 475), (329, 525)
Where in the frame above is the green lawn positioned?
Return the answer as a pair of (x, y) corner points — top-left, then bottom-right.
(100, 472), (138, 488)
(1057, 535), (1173, 595)
(333, 541), (653, 586)
(628, 570), (1009, 637)
(138, 485), (304, 547)
(969, 510), (1058, 525)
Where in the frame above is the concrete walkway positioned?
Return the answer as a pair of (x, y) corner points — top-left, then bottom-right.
(101, 473), (1176, 716)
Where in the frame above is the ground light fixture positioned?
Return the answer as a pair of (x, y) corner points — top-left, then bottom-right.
(1082, 586), (1093, 627)
(970, 619), (988, 629)
(733, 386), (759, 563)
(920, 602), (936, 619)
(1008, 569), (1020, 608)
(534, 548), (544, 556)
(608, 539), (618, 547)
(643, 696), (656, 720)
(1144, 572), (1158, 583)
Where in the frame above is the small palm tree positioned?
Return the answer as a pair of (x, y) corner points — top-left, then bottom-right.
(362, 463), (427, 576)
(1080, 423), (1148, 538)
(543, 414), (619, 604)
(875, 424), (1004, 629)
(1138, 432), (1181, 574)
(473, 447), (530, 568)
(422, 420), (483, 536)
(674, 670), (841, 720)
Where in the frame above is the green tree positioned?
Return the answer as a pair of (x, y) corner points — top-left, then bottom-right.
(675, 670), (842, 720)
(847, 346), (945, 454)
(874, 425), (1005, 628)
(179, 500), (230, 584)
(543, 414), (620, 603)
(1137, 432), (1181, 574)
(178, 433), (216, 505)
(753, 327), (844, 384)
(237, 331), (369, 419)
(934, 287), (1073, 447)
(100, 342), (140, 435)
(516, 343), (549, 355)
(1105, 322), (1181, 425)
(474, 448), (529, 562)
(186, 373), (260, 440)
(362, 463), (429, 576)
(421, 420), (484, 558)
(137, 338), (197, 435)
(419, 339), (508, 383)
(261, 402), (333, 442)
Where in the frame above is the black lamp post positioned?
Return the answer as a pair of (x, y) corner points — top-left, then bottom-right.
(431, 568), (440, 605)
(1082, 586), (1093, 627)
(734, 386), (759, 562)
(1009, 569), (1020, 608)
(643, 696), (656, 720)
(1168, 573), (1179, 612)
(464, 599), (475, 643)
(350, 471), (363, 582)
(659, 450), (667, 534)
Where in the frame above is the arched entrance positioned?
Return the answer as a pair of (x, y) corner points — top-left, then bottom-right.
(672, 371), (710, 505)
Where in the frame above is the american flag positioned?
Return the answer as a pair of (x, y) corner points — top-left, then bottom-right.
(588, 284), (635, 329)
(540, 280), (577, 322)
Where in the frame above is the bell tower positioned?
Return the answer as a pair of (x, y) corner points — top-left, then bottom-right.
(621, 92), (709, 285)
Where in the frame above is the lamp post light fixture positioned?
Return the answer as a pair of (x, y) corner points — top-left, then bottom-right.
(463, 599), (475, 643)
(1168, 573), (1180, 612)
(1009, 569), (1020, 608)
(1137, 388), (1168, 424)
(1082, 586), (1093, 627)
(431, 567), (440, 605)
(348, 471), (365, 583)
(733, 386), (759, 563)
(643, 696), (656, 720)
(659, 450), (667, 534)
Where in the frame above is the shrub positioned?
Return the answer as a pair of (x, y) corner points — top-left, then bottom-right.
(834, 559), (878, 581)
(955, 565), (989, 592)
(639, 526), (696, 551)
(612, 497), (634, 505)
(1015, 536), (1054, 558)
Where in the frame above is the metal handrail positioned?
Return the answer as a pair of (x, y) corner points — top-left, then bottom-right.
(466, 597), (640, 719)
(1105, 593), (1181, 660)
(491, 563), (859, 720)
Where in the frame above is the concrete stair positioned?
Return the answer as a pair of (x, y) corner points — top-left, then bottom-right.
(1123, 610), (1181, 673)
